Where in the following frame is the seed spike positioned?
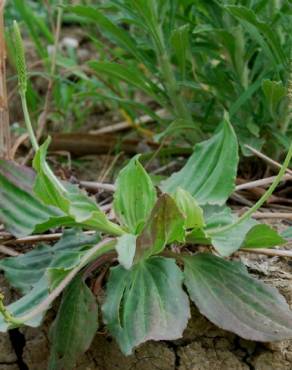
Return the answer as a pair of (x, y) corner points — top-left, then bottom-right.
(12, 20), (27, 96)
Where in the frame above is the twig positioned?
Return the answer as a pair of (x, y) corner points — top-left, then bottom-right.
(10, 133), (28, 159)
(235, 174), (292, 191)
(0, 0), (11, 159)
(83, 251), (116, 279)
(152, 160), (178, 175)
(239, 248), (292, 258)
(89, 109), (167, 135)
(252, 212), (292, 220)
(80, 180), (116, 192)
(98, 152), (121, 183)
(4, 231), (96, 245)
(0, 244), (20, 256)
(245, 145), (292, 175)
(230, 193), (254, 207)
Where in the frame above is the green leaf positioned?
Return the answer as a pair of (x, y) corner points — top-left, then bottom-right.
(66, 5), (143, 62)
(134, 194), (185, 262)
(115, 234), (137, 270)
(184, 253), (292, 342)
(113, 155), (157, 234)
(0, 235), (113, 332)
(48, 276), (99, 370)
(0, 245), (51, 294)
(13, 0), (52, 59)
(210, 218), (257, 256)
(0, 160), (71, 237)
(229, 78), (263, 118)
(46, 251), (85, 291)
(171, 24), (190, 78)
(173, 188), (205, 230)
(154, 119), (198, 143)
(88, 62), (156, 98)
(242, 224), (286, 248)
(262, 79), (286, 115)
(0, 229), (100, 294)
(0, 277), (48, 332)
(161, 118), (238, 205)
(187, 228), (211, 245)
(102, 257), (190, 355)
(225, 5), (287, 66)
(33, 139), (124, 236)
(202, 205), (233, 229)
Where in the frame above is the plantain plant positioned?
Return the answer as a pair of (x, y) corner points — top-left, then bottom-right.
(1, 20), (292, 370)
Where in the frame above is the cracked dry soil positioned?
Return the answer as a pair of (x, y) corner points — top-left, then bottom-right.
(1, 252), (292, 370)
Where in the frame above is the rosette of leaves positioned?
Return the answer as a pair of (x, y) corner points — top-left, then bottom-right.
(1, 118), (292, 369)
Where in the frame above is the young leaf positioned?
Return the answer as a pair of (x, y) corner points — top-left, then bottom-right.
(184, 253), (292, 342)
(173, 187), (205, 229)
(115, 234), (137, 270)
(134, 194), (185, 262)
(0, 160), (70, 237)
(102, 257), (190, 355)
(33, 139), (124, 236)
(48, 276), (99, 370)
(113, 155), (157, 234)
(161, 118), (238, 205)
(242, 224), (286, 249)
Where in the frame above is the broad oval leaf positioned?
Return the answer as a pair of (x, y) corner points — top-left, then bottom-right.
(0, 160), (70, 237)
(0, 277), (48, 332)
(184, 253), (292, 342)
(134, 193), (185, 262)
(210, 218), (257, 257)
(48, 276), (99, 370)
(161, 118), (238, 205)
(102, 257), (190, 355)
(113, 155), (157, 234)
(0, 245), (52, 294)
(0, 229), (100, 294)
